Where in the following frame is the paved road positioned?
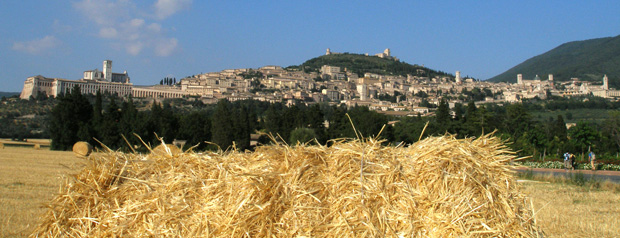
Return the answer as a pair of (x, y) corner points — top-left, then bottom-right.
(514, 167), (620, 183)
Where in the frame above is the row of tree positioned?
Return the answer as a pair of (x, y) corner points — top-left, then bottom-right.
(159, 77), (177, 86)
(48, 86), (620, 163)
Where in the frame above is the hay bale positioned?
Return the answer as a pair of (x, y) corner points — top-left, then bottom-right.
(33, 144), (41, 150)
(33, 134), (542, 237)
(72, 141), (92, 157)
(0, 142), (4, 149)
(151, 143), (182, 156)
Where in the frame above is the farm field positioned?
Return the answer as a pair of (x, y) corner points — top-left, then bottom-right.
(1, 146), (619, 237)
(0, 147), (81, 237)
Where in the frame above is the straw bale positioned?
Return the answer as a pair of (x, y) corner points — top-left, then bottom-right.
(33, 134), (543, 237)
(151, 143), (182, 157)
(0, 142), (4, 149)
(72, 141), (92, 157)
(33, 143), (41, 150)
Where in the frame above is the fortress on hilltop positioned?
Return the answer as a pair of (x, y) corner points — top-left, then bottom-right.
(326, 48), (399, 61)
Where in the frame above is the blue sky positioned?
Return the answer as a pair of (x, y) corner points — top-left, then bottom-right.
(1, 0), (619, 92)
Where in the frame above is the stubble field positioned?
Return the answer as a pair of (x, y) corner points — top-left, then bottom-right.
(0, 146), (618, 237)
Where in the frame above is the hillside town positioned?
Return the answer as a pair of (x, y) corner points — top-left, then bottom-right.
(19, 50), (620, 116)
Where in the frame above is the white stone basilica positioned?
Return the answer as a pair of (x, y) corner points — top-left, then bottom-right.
(20, 60), (132, 99)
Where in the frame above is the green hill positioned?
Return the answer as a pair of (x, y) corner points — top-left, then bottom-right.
(487, 35), (620, 88)
(287, 53), (452, 79)
(0, 92), (19, 98)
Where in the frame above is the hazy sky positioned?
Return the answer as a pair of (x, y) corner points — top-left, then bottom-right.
(1, 0), (619, 92)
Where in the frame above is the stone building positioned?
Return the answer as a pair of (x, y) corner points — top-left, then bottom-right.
(20, 60), (132, 99)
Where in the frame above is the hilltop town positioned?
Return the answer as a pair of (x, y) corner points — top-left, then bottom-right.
(19, 49), (620, 116)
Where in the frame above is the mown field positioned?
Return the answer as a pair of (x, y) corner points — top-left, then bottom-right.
(0, 147), (81, 237)
(1, 146), (619, 237)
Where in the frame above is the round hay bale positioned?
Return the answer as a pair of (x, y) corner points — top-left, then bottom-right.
(72, 141), (92, 157)
(152, 143), (182, 156)
(0, 142), (4, 149)
(34, 144), (41, 150)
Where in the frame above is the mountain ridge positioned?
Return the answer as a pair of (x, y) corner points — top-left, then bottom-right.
(487, 35), (620, 88)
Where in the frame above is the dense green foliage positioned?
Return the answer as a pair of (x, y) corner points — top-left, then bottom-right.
(488, 35), (620, 88)
(25, 91), (620, 167)
(0, 92), (20, 98)
(287, 53), (452, 78)
(49, 86), (93, 150)
(0, 95), (54, 139)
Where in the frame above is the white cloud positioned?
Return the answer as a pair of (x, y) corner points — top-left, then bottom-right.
(52, 19), (72, 33)
(12, 36), (60, 54)
(147, 23), (162, 33)
(73, 0), (187, 57)
(155, 38), (178, 56)
(126, 41), (144, 55)
(99, 27), (118, 38)
(154, 0), (192, 20)
(73, 0), (132, 26)
(129, 18), (145, 28)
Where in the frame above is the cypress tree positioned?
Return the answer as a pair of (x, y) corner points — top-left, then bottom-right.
(435, 99), (450, 125)
(233, 106), (251, 150)
(49, 85), (92, 150)
(554, 115), (568, 141)
(100, 97), (121, 148)
(211, 99), (234, 150)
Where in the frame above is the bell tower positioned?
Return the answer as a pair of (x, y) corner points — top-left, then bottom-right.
(103, 60), (112, 81)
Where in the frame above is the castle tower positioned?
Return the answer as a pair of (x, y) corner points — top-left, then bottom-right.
(384, 48), (390, 57)
(548, 74), (554, 89)
(357, 84), (368, 101)
(455, 71), (462, 84)
(103, 60), (112, 82)
(603, 74), (609, 90)
(326, 48), (331, 55)
(517, 74), (523, 85)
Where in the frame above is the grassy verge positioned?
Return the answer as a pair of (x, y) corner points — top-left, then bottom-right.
(516, 161), (620, 171)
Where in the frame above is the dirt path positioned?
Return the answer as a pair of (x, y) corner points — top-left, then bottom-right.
(514, 167), (620, 183)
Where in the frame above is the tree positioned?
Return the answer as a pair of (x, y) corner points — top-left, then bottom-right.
(568, 121), (600, 154)
(100, 97), (122, 148)
(232, 105), (251, 150)
(159, 103), (179, 143)
(178, 111), (211, 150)
(49, 85), (93, 150)
(307, 104), (326, 144)
(120, 96), (139, 150)
(435, 99), (450, 128)
(211, 99), (234, 150)
(604, 111), (620, 151)
(553, 115), (568, 141)
(90, 90), (104, 145)
(453, 103), (464, 121)
(289, 128), (317, 145)
(264, 104), (284, 141)
(504, 103), (531, 138)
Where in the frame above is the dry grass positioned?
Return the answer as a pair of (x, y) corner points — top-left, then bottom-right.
(519, 177), (620, 238)
(33, 135), (542, 237)
(0, 147), (82, 237)
(2, 141), (619, 237)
